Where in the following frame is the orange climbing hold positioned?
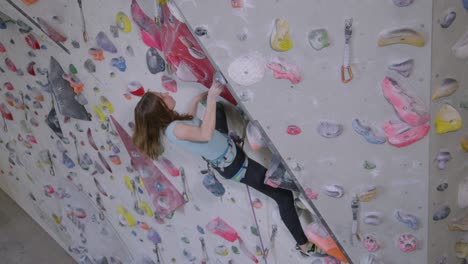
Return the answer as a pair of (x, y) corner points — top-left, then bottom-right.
(304, 223), (348, 263)
(21, 0), (38, 6)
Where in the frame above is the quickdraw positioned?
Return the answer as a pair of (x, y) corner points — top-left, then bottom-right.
(341, 19), (353, 84)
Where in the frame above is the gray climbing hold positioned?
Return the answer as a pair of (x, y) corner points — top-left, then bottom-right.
(317, 121), (343, 138)
(388, 59), (414, 78)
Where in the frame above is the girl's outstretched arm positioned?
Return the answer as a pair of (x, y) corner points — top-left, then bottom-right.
(174, 82), (224, 142)
(187, 91), (208, 116)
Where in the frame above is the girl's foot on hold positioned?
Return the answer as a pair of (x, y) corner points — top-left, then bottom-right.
(295, 242), (327, 257)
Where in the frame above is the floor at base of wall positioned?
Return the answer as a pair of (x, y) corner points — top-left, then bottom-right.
(0, 188), (75, 264)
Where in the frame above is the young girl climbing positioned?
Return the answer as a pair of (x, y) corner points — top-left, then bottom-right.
(132, 80), (323, 257)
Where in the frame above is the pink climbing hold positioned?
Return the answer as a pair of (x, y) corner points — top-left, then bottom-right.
(206, 217), (259, 263)
(27, 135), (37, 144)
(267, 57), (302, 84)
(397, 233), (418, 252)
(131, 0), (162, 50)
(383, 120), (430, 148)
(287, 125), (301, 135)
(25, 34), (40, 50)
(162, 75), (177, 93)
(305, 187), (318, 200)
(27, 61), (36, 76)
(4, 82), (14, 91)
(362, 234), (380, 252)
(156, 3), (237, 105)
(37, 17), (67, 43)
(231, 0), (244, 8)
(5, 58), (17, 72)
(160, 156), (180, 177)
(382, 77), (430, 126)
(0, 42), (6, 53)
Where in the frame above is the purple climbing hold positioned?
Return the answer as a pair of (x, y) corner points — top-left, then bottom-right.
(62, 152), (75, 168)
(96, 31), (117, 53)
(147, 228), (162, 244)
(392, 0), (414, 7)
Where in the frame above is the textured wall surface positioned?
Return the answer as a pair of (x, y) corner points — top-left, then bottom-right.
(428, 0), (468, 264)
(0, 0), (328, 263)
(1, 0), (468, 263)
(172, 0), (466, 263)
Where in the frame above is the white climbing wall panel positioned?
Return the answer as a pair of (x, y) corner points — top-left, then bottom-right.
(429, 0), (468, 263)
(0, 0), (331, 263)
(172, 0), (454, 263)
(2, 0), (468, 263)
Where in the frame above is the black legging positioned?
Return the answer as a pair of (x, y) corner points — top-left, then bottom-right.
(213, 103), (309, 245)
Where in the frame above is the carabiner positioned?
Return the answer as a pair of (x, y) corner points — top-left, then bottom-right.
(341, 65), (353, 83)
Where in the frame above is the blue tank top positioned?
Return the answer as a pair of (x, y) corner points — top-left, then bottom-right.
(165, 118), (229, 161)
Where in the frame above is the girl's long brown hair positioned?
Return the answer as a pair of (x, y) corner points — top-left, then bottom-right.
(132, 92), (192, 159)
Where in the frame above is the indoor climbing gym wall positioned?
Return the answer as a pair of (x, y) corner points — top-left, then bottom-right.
(172, 0), (468, 263)
(1, 0), (468, 264)
(429, 0), (468, 263)
(0, 0), (330, 263)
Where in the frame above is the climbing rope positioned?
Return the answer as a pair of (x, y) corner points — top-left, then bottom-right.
(239, 116), (268, 264)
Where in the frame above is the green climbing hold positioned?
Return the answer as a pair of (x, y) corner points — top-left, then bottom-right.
(232, 246), (240, 254)
(166, 211), (175, 219)
(69, 64), (77, 74)
(250, 226), (258, 236)
(181, 236), (190, 244)
(363, 160), (376, 170)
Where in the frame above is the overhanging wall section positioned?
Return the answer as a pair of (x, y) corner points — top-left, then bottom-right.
(0, 0), (322, 263)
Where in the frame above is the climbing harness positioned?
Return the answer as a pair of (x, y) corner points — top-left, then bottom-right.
(341, 18), (353, 84)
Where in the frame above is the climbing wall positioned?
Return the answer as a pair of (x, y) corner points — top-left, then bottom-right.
(172, 0), (458, 263)
(0, 0), (334, 263)
(428, 0), (468, 263)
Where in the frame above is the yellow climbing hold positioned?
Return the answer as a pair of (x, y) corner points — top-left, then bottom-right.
(116, 12), (132, 33)
(435, 104), (462, 134)
(140, 201), (154, 217)
(358, 186), (378, 202)
(139, 177), (146, 190)
(461, 135), (468, 152)
(52, 214), (61, 224)
(99, 96), (114, 114)
(123, 176), (134, 191)
(455, 240), (468, 258)
(378, 28), (426, 47)
(117, 205), (136, 227)
(270, 18), (293, 52)
(93, 105), (106, 122)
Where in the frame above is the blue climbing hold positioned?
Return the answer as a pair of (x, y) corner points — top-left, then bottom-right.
(352, 118), (386, 144)
(111, 56), (127, 72)
(202, 171), (225, 197)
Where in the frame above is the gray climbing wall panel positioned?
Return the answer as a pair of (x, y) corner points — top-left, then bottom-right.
(2, 0), (468, 263)
(0, 0), (336, 263)
(429, 0), (468, 263)
(172, 0), (467, 263)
